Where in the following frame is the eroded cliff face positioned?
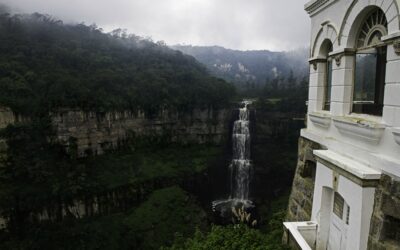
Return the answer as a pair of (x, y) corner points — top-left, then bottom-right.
(0, 107), (232, 225)
(250, 109), (304, 204)
(0, 107), (14, 168)
(0, 107), (14, 129)
(52, 109), (230, 157)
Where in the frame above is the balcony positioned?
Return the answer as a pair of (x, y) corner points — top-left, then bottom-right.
(283, 221), (317, 250)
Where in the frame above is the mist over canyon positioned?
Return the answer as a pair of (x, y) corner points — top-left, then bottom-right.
(0, 6), (308, 250)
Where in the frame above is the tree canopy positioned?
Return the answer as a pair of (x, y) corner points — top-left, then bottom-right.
(0, 12), (235, 115)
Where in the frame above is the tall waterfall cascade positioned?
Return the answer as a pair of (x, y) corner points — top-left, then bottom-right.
(212, 100), (254, 216)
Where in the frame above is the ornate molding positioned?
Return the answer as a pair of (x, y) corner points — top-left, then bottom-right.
(309, 112), (331, 128)
(332, 116), (386, 144)
(305, 0), (338, 16)
(334, 55), (342, 66)
(394, 39), (400, 56)
(312, 62), (318, 70)
(328, 48), (356, 67)
(308, 57), (326, 71)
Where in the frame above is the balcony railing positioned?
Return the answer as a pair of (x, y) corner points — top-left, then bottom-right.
(283, 221), (317, 250)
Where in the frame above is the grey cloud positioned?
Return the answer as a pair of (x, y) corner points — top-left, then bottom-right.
(2, 0), (310, 51)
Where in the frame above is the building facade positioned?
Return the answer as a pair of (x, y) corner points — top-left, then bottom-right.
(283, 0), (400, 250)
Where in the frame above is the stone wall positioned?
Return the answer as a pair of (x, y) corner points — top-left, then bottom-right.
(368, 174), (400, 250)
(51, 108), (230, 157)
(286, 136), (321, 222)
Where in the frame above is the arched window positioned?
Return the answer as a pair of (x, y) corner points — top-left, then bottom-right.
(353, 9), (388, 116)
(320, 40), (333, 111)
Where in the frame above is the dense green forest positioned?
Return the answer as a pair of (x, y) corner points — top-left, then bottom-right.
(0, 12), (235, 115)
(0, 11), (238, 249)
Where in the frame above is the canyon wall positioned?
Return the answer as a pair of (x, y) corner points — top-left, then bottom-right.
(0, 107), (232, 224)
(251, 109), (305, 204)
(52, 109), (230, 157)
(0, 107), (14, 165)
(0, 107), (230, 157)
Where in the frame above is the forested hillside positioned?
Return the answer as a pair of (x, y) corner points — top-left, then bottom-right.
(172, 45), (308, 94)
(0, 13), (235, 115)
(0, 11), (239, 250)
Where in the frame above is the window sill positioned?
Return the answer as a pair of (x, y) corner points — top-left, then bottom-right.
(309, 112), (331, 128)
(332, 115), (386, 144)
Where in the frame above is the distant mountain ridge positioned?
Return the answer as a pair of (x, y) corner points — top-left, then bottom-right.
(171, 45), (309, 87)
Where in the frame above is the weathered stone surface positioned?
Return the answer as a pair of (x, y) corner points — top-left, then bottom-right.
(285, 136), (321, 222)
(51, 108), (230, 157)
(0, 107), (13, 170)
(368, 174), (400, 250)
(381, 194), (400, 219)
(0, 107), (14, 130)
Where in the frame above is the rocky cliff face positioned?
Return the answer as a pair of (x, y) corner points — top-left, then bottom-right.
(0, 107), (14, 168)
(0, 106), (232, 225)
(250, 109), (304, 202)
(52, 109), (230, 157)
(1, 108), (230, 157)
(0, 107), (14, 130)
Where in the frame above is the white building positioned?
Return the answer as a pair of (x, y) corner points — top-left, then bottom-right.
(283, 0), (400, 250)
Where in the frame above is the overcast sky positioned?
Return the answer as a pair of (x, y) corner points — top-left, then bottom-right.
(3, 0), (310, 51)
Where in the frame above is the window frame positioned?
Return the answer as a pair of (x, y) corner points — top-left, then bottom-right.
(323, 56), (333, 111)
(351, 9), (388, 117)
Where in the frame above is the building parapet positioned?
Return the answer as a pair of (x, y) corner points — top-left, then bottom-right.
(283, 221), (317, 250)
(314, 150), (381, 186)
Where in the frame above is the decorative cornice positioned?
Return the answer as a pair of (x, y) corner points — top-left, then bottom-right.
(382, 31), (400, 42)
(394, 39), (400, 55)
(308, 57), (326, 70)
(305, 0), (338, 16)
(328, 48), (356, 57)
(328, 48), (356, 66)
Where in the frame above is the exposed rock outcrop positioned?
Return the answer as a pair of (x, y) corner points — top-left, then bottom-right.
(52, 109), (230, 157)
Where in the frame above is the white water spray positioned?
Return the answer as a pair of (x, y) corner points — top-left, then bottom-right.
(212, 100), (253, 214)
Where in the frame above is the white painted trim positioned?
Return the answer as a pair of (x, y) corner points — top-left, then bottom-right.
(283, 221), (317, 250)
(392, 127), (400, 145)
(309, 112), (332, 128)
(314, 150), (381, 180)
(332, 116), (386, 144)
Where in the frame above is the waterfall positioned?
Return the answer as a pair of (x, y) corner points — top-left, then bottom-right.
(212, 100), (253, 215)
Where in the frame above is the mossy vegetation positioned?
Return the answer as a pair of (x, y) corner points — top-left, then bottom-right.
(125, 186), (207, 249)
(162, 190), (290, 250)
(85, 143), (221, 190)
(0, 117), (222, 249)
(0, 187), (207, 250)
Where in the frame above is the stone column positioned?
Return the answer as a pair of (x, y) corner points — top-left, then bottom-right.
(308, 58), (328, 113)
(329, 48), (355, 116)
(382, 39), (400, 127)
